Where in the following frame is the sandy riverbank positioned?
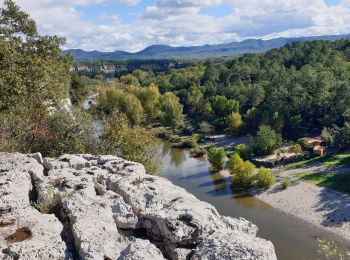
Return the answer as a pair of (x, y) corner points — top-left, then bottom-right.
(251, 179), (350, 244)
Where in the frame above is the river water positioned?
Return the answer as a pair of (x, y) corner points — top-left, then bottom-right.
(160, 141), (348, 260)
(83, 93), (348, 259)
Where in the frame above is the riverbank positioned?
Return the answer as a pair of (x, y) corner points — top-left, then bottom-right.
(251, 174), (350, 244)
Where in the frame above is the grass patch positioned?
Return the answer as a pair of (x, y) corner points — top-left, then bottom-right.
(322, 154), (350, 167)
(283, 156), (326, 170)
(284, 154), (350, 170)
(297, 171), (350, 195)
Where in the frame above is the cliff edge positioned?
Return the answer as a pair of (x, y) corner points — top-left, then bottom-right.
(0, 153), (276, 260)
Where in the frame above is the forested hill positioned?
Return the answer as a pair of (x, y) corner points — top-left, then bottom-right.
(64, 34), (350, 61)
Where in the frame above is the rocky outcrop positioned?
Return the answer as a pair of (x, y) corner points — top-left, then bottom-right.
(0, 153), (277, 260)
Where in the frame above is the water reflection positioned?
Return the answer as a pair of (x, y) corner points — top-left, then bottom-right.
(161, 141), (187, 167)
(209, 171), (228, 193)
(159, 140), (346, 260)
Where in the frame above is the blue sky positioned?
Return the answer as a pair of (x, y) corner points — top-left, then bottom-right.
(11, 0), (350, 51)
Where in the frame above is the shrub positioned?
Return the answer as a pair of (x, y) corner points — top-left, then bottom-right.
(257, 167), (275, 189)
(100, 109), (162, 175)
(280, 178), (291, 189)
(190, 146), (207, 158)
(227, 112), (243, 129)
(252, 125), (281, 156)
(198, 121), (214, 134)
(233, 144), (252, 160)
(290, 144), (302, 154)
(230, 153), (255, 188)
(208, 147), (226, 171)
(297, 138), (313, 149)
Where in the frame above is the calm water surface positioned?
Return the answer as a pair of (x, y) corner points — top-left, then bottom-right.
(160, 141), (349, 260)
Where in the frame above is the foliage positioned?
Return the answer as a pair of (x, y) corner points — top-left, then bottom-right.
(317, 238), (350, 260)
(257, 167), (275, 189)
(252, 125), (281, 156)
(198, 121), (214, 134)
(280, 178), (291, 189)
(297, 138), (314, 149)
(227, 112), (243, 129)
(233, 144), (252, 160)
(0, 1), (98, 157)
(76, 38), (350, 140)
(100, 109), (161, 175)
(322, 123), (350, 149)
(190, 146), (207, 158)
(290, 144), (302, 154)
(230, 153), (255, 188)
(96, 86), (144, 125)
(210, 95), (239, 119)
(159, 92), (184, 129)
(0, 0), (71, 113)
(138, 83), (161, 123)
(70, 73), (102, 105)
(208, 147), (226, 171)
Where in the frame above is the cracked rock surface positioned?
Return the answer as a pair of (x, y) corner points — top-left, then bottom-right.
(0, 153), (277, 260)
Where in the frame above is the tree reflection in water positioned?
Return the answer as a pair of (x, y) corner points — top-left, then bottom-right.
(161, 141), (187, 167)
(209, 171), (228, 193)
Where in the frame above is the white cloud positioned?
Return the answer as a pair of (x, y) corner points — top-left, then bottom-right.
(2, 0), (350, 51)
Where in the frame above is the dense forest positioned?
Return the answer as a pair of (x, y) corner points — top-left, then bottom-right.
(74, 39), (350, 147)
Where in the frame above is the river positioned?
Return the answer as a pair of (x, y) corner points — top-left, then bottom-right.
(160, 141), (348, 260)
(83, 93), (347, 259)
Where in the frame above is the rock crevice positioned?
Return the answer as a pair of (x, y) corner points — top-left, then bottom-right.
(0, 153), (277, 260)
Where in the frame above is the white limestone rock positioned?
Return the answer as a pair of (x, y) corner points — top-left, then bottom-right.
(0, 153), (277, 260)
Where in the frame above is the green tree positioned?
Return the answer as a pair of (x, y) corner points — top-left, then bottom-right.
(120, 74), (140, 87)
(96, 87), (144, 125)
(0, 1), (94, 156)
(257, 167), (275, 189)
(233, 144), (252, 160)
(227, 112), (243, 129)
(230, 153), (255, 188)
(100, 110), (161, 175)
(252, 125), (281, 156)
(210, 95), (239, 119)
(0, 0), (71, 112)
(208, 147), (226, 171)
(159, 92), (184, 129)
(138, 83), (161, 123)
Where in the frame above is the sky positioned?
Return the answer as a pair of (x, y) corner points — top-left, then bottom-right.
(4, 0), (350, 52)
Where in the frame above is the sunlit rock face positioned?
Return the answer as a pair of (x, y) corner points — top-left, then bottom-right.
(0, 152), (277, 260)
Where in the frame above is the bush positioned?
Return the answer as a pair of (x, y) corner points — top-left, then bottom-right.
(230, 153), (255, 188)
(208, 147), (226, 171)
(198, 121), (214, 134)
(227, 112), (243, 129)
(100, 109), (162, 175)
(252, 125), (281, 156)
(233, 144), (252, 160)
(190, 146), (207, 158)
(297, 138), (313, 149)
(257, 167), (275, 189)
(280, 178), (291, 189)
(290, 144), (302, 154)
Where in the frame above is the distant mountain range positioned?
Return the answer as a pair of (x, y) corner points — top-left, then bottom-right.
(63, 34), (350, 61)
